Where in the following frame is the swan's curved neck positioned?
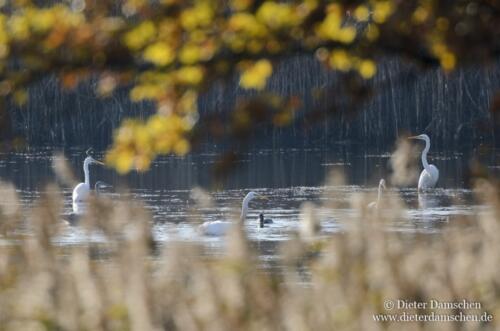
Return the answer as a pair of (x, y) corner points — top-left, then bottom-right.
(83, 161), (90, 186)
(421, 138), (431, 172)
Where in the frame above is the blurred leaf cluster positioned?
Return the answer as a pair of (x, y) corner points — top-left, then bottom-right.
(0, 0), (498, 171)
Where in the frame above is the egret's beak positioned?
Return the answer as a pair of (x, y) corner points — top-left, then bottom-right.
(408, 135), (419, 140)
(260, 195), (269, 201)
(93, 160), (105, 165)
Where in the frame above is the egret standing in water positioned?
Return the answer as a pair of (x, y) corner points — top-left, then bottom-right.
(199, 191), (266, 236)
(66, 181), (112, 224)
(72, 151), (104, 203)
(368, 179), (386, 209)
(408, 134), (439, 191)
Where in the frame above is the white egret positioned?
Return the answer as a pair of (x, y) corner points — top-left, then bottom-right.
(258, 213), (273, 228)
(418, 192), (439, 210)
(199, 191), (264, 236)
(72, 154), (104, 203)
(66, 181), (111, 224)
(368, 179), (386, 209)
(408, 134), (439, 191)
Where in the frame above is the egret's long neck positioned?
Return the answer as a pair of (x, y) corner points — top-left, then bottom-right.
(421, 138), (431, 172)
(83, 161), (90, 186)
(240, 197), (251, 221)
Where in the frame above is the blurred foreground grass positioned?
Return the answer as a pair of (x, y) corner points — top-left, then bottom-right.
(0, 168), (499, 330)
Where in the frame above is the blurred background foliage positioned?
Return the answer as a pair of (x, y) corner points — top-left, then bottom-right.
(0, 0), (499, 172)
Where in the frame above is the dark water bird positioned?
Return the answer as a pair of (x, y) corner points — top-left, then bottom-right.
(72, 149), (104, 203)
(258, 213), (273, 228)
(408, 134), (439, 192)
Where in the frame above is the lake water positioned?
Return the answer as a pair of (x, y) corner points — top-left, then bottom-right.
(0, 146), (498, 271)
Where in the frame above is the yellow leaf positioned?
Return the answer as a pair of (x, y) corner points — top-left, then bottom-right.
(130, 83), (164, 101)
(329, 50), (352, 71)
(123, 21), (156, 50)
(173, 139), (190, 156)
(135, 154), (152, 172)
(9, 15), (30, 40)
(176, 66), (204, 85)
(373, 1), (394, 24)
(354, 6), (370, 21)
(338, 27), (356, 44)
(113, 149), (135, 174)
(229, 13), (267, 37)
(317, 11), (341, 40)
(231, 0), (252, 11)
(179, 44), (201, 64)
(143, 42), (175, 66)
(440, 52), (456, 71)
(181, 3), (213, 30)
(257, 2), (296, 29)
(239, 59), (272, 90)
(358, 60), (377, 79)
(28, 8), (56, 33)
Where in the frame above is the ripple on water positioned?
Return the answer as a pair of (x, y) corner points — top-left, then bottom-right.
(0, 149), (493, 269)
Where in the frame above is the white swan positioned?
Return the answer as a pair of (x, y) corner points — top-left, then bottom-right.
(72, 155), (104, 203)
(409, 134), (439, 192)
(368, 179), (386, 209)
(199, 191), (262, 236)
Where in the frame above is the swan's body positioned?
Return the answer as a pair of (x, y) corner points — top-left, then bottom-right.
(409, 134), (439, 192)
(199, 192), (261, 236)
(368, 179), (386, 209)
(258, 213), (273, 228)
(72, 155), (104, 203)
(199, 220), (232, 236)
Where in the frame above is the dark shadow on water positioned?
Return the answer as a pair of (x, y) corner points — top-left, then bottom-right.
(0, 146), (490, 193)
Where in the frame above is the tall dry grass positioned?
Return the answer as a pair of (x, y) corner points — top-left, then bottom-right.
(0, 155), (499, 331)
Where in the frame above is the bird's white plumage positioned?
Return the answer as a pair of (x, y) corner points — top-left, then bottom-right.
(418, 164), (439, 191)
(199, 191), (259, 236)
(72, 183), (91, 203)
(72, 200), (87, 215)
(72, 155), (103, 203)
(368, 179), (386, 209)
(199, 221), (232, 236)
(65, 181), (111, 225)
(409, 134), (439, 192)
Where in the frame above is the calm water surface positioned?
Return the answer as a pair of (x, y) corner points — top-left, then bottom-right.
(0, 146), (498, 270)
